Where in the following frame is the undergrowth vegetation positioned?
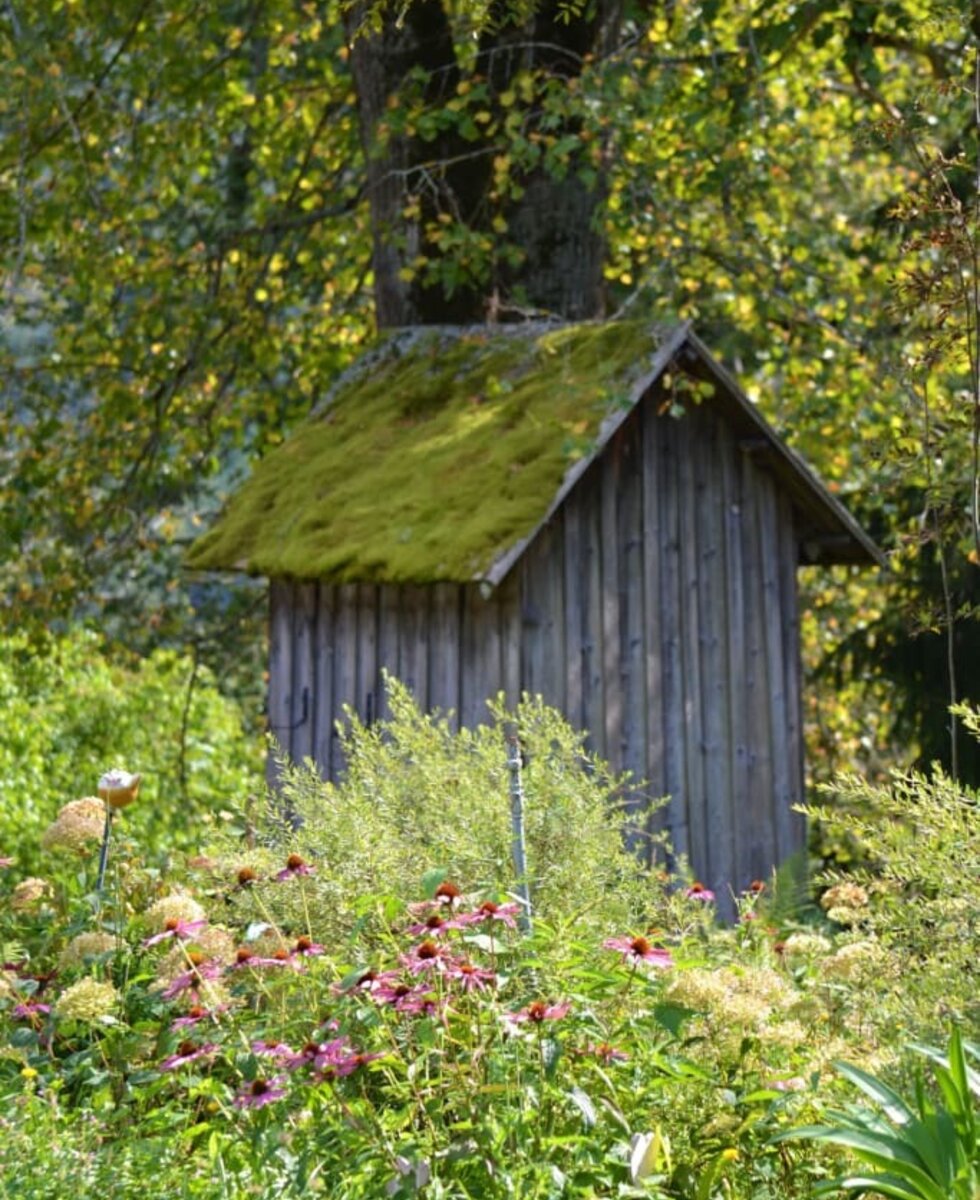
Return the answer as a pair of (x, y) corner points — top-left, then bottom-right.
(0, 693), (976, 1198)
(0, 628), (262, 873)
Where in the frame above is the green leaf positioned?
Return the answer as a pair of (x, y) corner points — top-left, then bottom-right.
(834, 1061), (917, 1126)
(568, 1085), (597, 1128)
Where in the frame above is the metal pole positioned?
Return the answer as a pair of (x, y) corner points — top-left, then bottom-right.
(505, 725), (532, 936)
(95, 806), (113, 894)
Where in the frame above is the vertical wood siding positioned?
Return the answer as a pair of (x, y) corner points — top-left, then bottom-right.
(266, 383), (808, 901)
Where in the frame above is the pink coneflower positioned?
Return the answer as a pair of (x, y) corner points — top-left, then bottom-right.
(228, 947), (302, 971)
(292, 936), (324, 958)
(11, 1000), (51, 1020)
(283, 1036), (349, 1072)
(445, 961), (495, 993)
(233, 1077), (287, 1108)
(160, 1040), (218, 1071)
(747, 880), (766, 895)
(170, 1004), (223, 1030)
(251, 1039), (294, 1062)
(143, 917), (208, 948)
(685, 882), (715, 902)
(575, 1041), (629, 1064)
(275, 854), (314, 881)
(162, 959), (224, 1000)
(406, 911), (451, 937)
(322, 1048), (384, 1079)
(433, 881), (462, 907)
(454, 900), (521, 930)
(602, 935), (673, 969)
(505, 1000), (571, 1027)
(401, 940), (453, 974)
(372, 980), (441, 1016)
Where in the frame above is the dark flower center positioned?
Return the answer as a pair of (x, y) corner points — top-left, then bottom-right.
(416, 941), (439, 960)
(425, 913), (445, 930)
(237, 867), (257, 886)
(629, 936), (652, 956)
(527, 1001), (548, 1022)
(187, 951), (205, 967)
(236, 948), (253, 964)
(295, 936), (313, 952)
(394, 984), (411, 998)
(459, 963), (477, 975)
(749, 880), (765, 894)
(251, 1080), (270, 1096)
(188, 1006), (206, 1019)
(479, 901), (499, 915)
(302, 1042), (320, 1058)
(177, 1040), (197, 1057)
(434, 882), (461, 903)
(273, 949), (289, 961)
(286, 854), (305, 871)
(165, 918), (180, 932)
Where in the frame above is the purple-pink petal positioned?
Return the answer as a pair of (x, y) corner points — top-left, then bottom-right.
(160, 1042), (218, 1071)
(233, 1077), (287, 1108)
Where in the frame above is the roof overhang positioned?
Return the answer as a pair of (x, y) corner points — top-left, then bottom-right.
(480, 323), (884, 588)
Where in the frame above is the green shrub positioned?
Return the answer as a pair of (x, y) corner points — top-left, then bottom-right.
(799, 704), (980, 1041)
(0, 627), (262, 872)
(251, 678), (669, 943)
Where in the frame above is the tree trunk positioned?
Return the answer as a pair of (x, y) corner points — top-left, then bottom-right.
(344, 1), (625, 329)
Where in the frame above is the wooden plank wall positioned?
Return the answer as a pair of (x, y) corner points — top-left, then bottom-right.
(266, 383), (808, 905)
(268, 579), (520, 779)
(510, 393), (807, 907)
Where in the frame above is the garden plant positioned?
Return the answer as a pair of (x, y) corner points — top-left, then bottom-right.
(0, 691), (977, 1199)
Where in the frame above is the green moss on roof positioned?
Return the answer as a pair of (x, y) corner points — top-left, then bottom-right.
(186, 320), (664, 583)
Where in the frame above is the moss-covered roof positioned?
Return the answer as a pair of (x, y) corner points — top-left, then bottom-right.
(186, 319), (883, 583)
(186, 321), (670, 582)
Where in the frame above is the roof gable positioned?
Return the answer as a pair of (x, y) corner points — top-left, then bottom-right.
(186, 320), (882, 583)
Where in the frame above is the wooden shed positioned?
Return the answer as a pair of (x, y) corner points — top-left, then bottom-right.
(188, 320), (882, 900)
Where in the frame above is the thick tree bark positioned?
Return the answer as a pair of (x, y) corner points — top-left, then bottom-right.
(345, 1), (625, 329)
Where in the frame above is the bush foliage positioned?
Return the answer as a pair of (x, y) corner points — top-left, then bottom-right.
(0, 629), (262, 872)
(0, 691), (977, 1198)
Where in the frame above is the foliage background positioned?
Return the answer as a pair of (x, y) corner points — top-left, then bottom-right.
(1, 0), (979, 788)
(0, 628), (262, 871)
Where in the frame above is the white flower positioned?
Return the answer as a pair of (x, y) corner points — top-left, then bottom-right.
(97, 769), (141, 809)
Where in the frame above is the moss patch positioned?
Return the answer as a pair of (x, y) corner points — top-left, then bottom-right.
(186, 320), (665, 582)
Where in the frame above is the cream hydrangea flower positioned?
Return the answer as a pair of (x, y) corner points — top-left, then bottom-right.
(11, 877), (52, 912)
(782, 932), (832, 961)
(666, 964), (800, 1054)
(145, 892), (207, 932)
(821, 939), (883, 981)
(42, 797), (107, 854)
(55, 978), (119, 1022)
(59, 931), (118, 970)
(820, 882), (869, 910)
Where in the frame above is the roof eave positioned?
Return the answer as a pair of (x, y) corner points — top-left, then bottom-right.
(679, 331), (886, 570)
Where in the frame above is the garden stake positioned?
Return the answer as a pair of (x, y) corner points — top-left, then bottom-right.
(95, 805), (113, 895)
(505, 727), (532, 936)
